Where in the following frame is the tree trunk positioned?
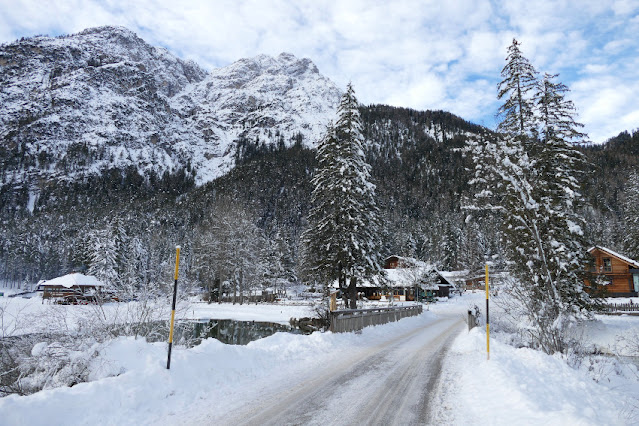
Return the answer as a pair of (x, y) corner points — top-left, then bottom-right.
(232, 275), (237, 305)
(239, 268), (244, 305)
(348, 276), (357, 309)
(338, 263), (348, 307)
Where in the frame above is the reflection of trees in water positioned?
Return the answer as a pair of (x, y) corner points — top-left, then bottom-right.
(192, 320), (293, 346)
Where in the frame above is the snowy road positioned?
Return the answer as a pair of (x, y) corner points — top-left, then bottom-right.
(205, 313), (464, 426)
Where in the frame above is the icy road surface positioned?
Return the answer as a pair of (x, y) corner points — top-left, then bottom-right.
(204, 313), (463, 425)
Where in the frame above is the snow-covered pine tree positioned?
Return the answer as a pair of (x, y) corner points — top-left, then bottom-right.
(302, 83), (383, 309)
(623, 171), (639, 260)
(466, 131), (570, 353)
(535, 73), (587, 144)
(497, 38), (539, 138)
(534, 71), (594, 315)
(87, 226), (119, 288)
(466, 53), (594, 354)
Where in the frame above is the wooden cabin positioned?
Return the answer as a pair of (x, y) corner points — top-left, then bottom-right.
(37, 273), (105, 304)
(587, 246), (639, 297)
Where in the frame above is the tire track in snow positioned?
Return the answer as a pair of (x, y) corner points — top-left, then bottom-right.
(210, 314), (463, 425)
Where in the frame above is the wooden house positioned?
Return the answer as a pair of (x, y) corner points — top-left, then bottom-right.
(587, 246), (639, 297)
(331, 256), (456, 301)
(384, 255), (419, 270)
(381, 256), (454, 300)
(37, 273), (105, 304)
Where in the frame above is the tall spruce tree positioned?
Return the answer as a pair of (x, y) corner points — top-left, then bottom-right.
(466, 44), (594, 354)
(302, 83), (383, 309)
(623, 171), (639, 261)
(535, 71), (592, 316)
(497, 38), (538, 138)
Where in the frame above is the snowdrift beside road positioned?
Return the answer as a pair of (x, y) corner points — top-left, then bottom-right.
(434, 317), (639, 425)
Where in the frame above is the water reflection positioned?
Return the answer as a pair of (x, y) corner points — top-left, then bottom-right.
(190, 319), (300, 346)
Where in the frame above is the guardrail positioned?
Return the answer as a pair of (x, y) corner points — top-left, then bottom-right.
(329, 305), (423, 333)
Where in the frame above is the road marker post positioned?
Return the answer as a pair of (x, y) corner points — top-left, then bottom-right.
(486, 263), (490, 361)
(167, 246), (181, 370)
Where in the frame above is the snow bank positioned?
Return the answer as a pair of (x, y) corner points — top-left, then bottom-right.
(188, 301), (315, 324)
(435, 326), (639, 425)
(583, 314), (639, 356)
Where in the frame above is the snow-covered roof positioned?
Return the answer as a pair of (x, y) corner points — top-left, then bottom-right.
(439, 270), (469, 285)
(384, 255), (427, 269)
(38, 273), (104, 288)
(589, 246), (639, 268)
(329, 267), (449, 290)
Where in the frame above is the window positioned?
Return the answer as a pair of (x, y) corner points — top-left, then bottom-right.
(603, 258), (612, 272)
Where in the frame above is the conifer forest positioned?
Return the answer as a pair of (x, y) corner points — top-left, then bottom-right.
(1, 29), (638, 308)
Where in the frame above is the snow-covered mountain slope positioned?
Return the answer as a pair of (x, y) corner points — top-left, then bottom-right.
(0, 26), (341, 188)
(171, 52), (341, 183)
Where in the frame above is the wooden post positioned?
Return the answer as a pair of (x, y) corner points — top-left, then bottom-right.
(167, 246), (181, 370)
(485, 263), (490, 361)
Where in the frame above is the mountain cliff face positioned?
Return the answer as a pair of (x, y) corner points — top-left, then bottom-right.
(170, 52), (341, 183)
(0, 26), (341, 190)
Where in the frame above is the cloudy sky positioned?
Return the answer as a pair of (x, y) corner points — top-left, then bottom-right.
(1, 0), (638, 143)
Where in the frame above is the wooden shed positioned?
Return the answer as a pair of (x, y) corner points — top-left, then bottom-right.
(587, 246), (639, 297)
(37, 273), (105, 304)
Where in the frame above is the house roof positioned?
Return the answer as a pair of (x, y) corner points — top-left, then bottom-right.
(588, 246), (639, 269)
(329, 268), (453, 290)
(38, 273), (104, 288)
(384, 255), (423, 268)
(439, 270), (468, 286)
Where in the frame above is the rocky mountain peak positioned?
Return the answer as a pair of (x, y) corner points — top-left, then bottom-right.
(1, 27), (341, 191)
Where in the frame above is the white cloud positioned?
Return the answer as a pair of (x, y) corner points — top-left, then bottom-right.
(1, 0), (638, 142)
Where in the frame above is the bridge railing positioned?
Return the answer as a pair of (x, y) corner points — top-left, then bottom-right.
(329, 305), (423, 333)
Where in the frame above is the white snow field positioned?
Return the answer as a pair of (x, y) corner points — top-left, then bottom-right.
(1, 292), (638, 425)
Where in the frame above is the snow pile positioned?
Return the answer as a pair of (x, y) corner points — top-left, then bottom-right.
(582, 314), (639, 356)
(435, 323), (639, 425)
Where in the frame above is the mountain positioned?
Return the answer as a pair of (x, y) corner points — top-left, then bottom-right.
(0, 26), (341, 192)
(171, 53), (341, 183)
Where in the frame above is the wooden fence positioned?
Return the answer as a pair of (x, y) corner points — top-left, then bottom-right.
(329, 305), (423, 333)
(598, 303), (639, 314)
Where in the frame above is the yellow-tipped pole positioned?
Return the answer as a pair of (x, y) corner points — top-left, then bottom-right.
(486, 263), (490, 361)
(167, 246), (181, 370)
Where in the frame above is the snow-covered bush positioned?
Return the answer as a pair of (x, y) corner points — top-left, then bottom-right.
(0, 289), (191, 397)
(489, 276), (587, 355)
(0, 333), (102, 396)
